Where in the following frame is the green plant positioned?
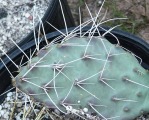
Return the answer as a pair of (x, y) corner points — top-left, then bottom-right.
(1, 0), (149, 119)
(11, 33), (149, 119)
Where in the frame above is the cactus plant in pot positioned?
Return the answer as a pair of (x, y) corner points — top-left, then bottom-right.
(0, 1), (149, 119)
(0, 25), (149, 119)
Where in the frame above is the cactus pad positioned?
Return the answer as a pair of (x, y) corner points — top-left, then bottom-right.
(13, 36), (149, 120)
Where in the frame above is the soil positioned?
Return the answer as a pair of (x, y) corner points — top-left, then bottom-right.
(68, 0), (149, 44)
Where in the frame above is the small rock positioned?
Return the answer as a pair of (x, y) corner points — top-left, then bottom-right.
(25, 13), (30, 18)
(17, 102), (23, 108)
(34, 109), (40, 113)
(97, 0), (103, 5)
(14, 16), (18, 22)
(16, 115), (21, 120)
(0, 109), (6, 116)
(83, 108), (88, 113)
(7, 92), (13, 97)
(3, 112), (9, 119)
(28, 15), (33, 20)
(4, 103), (10, 108)
(6, 96), (11, 101)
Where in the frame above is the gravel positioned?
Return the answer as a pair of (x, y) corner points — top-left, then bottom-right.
(0, 91), (47, 119)
(0, 0), (51, 55)
(0, 90), (99, 120)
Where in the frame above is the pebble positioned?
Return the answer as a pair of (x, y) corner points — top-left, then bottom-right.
(83, 108), (88, 113)
(3, 112), (9, 119)
(97, 0), (103, 5)
(24, 13), (30, 18)
(17, 103), (22, 108)
(2, 35), (7, 41)
(4, 103), (10, 108)
(34, 109), (40, 113)
(7, 92), (12, 97)
(0, 109), (5, 116)
(28, 15), (33, 20)
(16, 115), (21, 120)
(6, 97), (11, 101)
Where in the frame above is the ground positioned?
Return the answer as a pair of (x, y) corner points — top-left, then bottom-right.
(68, 0), (149, 44)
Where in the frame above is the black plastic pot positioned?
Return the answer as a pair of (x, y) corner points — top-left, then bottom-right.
(0, 26), (149, 103)
(18, 0), (75, 46)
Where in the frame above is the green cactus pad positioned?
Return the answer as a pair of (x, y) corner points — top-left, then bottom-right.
(14, 36), (149, 120)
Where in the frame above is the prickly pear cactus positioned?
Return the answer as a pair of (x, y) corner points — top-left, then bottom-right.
(13, 36), (149, 120)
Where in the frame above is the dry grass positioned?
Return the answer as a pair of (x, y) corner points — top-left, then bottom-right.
(68, 0), (149, 43)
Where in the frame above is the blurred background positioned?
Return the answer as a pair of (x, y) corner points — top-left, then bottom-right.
(68, 0), (149, 44)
